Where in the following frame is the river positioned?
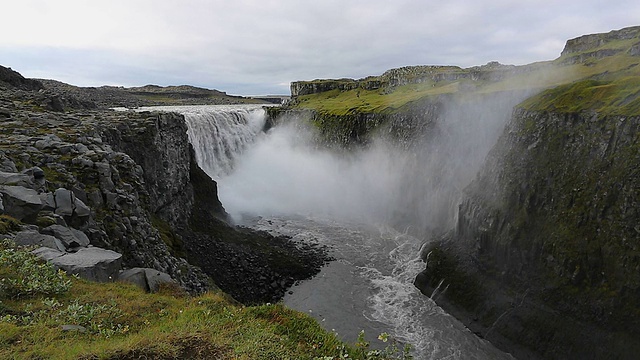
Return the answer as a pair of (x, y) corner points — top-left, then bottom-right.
(140, 104), (516, 359)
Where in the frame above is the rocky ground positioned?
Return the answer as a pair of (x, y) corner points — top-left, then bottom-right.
(0, 65), (330, 303)
(37, 79), (269, 109)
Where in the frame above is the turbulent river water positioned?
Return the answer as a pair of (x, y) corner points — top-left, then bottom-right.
(141, 104), (516, 359)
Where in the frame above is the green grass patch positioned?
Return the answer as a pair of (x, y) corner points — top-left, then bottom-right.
(519, 77), (640, 115)
(0, 240), (412, 359)
(294, 82), (459, 116)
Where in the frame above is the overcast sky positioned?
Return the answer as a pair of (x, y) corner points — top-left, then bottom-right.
(1, 1), (638, 95)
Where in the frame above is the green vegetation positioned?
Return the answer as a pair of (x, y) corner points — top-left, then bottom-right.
(151, 215), (187, 259)
(0, 216), (21, 235)
(290, 29), (640, 118)
(0, 240), (411, 359)
(0, 239), (71, 298)
(518, 77), (640, 115)
(294, 82), (458, 116)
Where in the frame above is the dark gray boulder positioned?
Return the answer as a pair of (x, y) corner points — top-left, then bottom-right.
(53, 188), (91, 218)
(0, 185), (42, 220)
(118, 267), (176, 293)
(32, 246), (123, 282)
(0, 171), (33, 187)
(34, 134), (62, 150)
(40, 192), (56, 211)
(41, 224), (90, 249)
(14, 230), (66, 252)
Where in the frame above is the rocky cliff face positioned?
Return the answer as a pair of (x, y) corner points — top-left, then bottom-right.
(0, 73), (329, 304)
(0, 86), (211, 292)
(267, 96), (444, 148)
(562, 25), (640, 55)
(415, 106), (640, 359)
(290, 62), (537, 99)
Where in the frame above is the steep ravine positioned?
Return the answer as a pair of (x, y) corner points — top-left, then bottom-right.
(415, 107), (640, 359)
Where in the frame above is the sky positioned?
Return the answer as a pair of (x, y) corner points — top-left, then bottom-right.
(1, 1), (638, 95)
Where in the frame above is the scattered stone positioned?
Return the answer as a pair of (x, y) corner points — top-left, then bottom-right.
(40, 192), (56, 211)
(60, 325), (87, 333)
(52, 188), (91, 219)
(53, 188), (74, 217)
(0, 171), (33, 187)
(34, 134), (62, 150)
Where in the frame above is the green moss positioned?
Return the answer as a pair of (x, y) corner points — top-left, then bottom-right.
(0, 215), (21, 234)
(519, 77), (640, 115)
(34, 216), (57, 229)
(41, 166), (67, 185)
(151, 215), (186, 259)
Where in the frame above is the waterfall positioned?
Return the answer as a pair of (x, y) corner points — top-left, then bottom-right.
(136, 102), (519, 359)
(142, 104), (268, 179)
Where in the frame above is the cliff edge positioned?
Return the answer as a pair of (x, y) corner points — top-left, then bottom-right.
(415, 27), (640, 359)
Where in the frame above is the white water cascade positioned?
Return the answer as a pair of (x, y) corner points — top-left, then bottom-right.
(142, 104), (268, 179)
(144, 104), (518, 359)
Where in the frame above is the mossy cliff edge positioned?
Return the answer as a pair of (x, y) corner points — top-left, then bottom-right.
(271, 25), (640, 145)
(413, 30), (640, 358)
(272, 26), (640, 358)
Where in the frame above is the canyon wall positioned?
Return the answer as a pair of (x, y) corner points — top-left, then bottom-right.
(415, 106), (640, 359)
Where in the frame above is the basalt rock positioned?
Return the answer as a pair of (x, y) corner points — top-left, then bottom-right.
(14, 229), (66, 252)
(0, 185), (42, 221)
(416, 108), (640, 359)
(0, 84), (211, 293)
(118, 267), (176, 293)
(0, 71), (329, 303)
(33, 246), (123, 282)
(0, 65), (44, 91)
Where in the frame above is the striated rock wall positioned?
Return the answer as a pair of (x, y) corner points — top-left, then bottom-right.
(0, 88), (212, 292)
(416, 108), (640, 359)
(561, 25), (640, 56)
(559, 25), (640, 65)
(267, 96), (444, 148)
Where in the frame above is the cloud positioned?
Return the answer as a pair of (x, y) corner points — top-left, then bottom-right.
(1, 0), (639, 94)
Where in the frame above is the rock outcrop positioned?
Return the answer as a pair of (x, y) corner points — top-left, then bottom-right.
(0, 65), (43, 91)
(118, 267), (176, 293)
(0, 72), (329, 304)
(415, 106), (640, 359)
(290, 62), (535, 99)
(560, 25), (640, 64)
